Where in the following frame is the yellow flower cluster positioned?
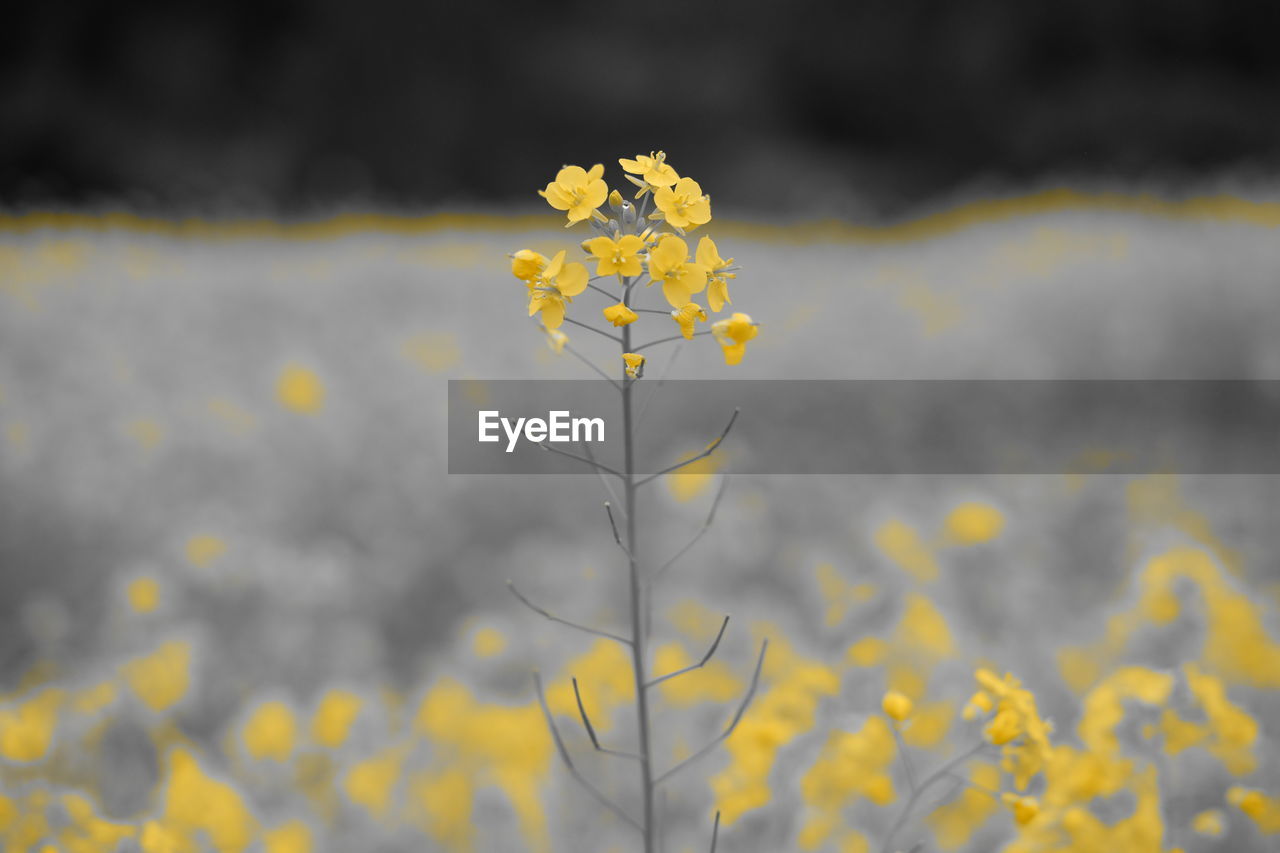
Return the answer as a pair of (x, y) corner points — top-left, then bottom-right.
(510, 152), (757, 370)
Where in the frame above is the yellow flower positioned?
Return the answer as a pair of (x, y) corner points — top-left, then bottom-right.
(527, 250), (588, 329)
(963, 690), (993, 721)
(622, 353), (645, 379)
(647, 235), (708, 308)
(671, 302), (707, 339)
(539, 164), (609, 226)
(652, 176), (712, 230)
(1001, 793), (1040, 825)
(986, 708), (1021, 745)
(619, 151), (679, 193)
(584, 234), (645, 277)
(603, 302), (638, 327)
(696, 236), (735, 311)
(881, 690), (913, 722)
(545, 328), (568, 354)
(510, 249), (547, 282)
(711, 313), (758, 366)
(973, 668), (1053, 790)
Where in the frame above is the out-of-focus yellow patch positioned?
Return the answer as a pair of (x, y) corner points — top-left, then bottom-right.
(263, 820), (312, 853)
(545, 639), (634, 731)
(664, 449), (721, 503)
(942, 501), (1004, 545)
(124, 418), (165, 450)
(902, 699), (953, 748)
(127, 576), (160, 613)
(846, 636), (888, 668)
(668, 599), (725, 643)
(898, 282), (963, 335)
(58, 792), (136, 852)
(242, 700), (297, 761)
(471, 627), (506, 658)
(1077, 666), (1174, 755)
(652, 642), (743, 707)
(184, 535), (226, 568)
(1190, 808), (1225, 837)
(926, 761), (1002, 850)
(311, 689), (363, 749)
(798, 715), (898, 850)
(403, 333), (460, 373)
(5, 421), (27, 450)
(712, 630), (840, 825)
(70, 681), (117, 717)
(1228, 785), (1280, 834)
(815, 564), (874, 627)
(276, 363), (326, 413)
(0, 687), (64, 762)
(344, 746), (406, 818)
(894, 594), (955, 662)
(121, 640), (191, 713)
(875, 519), (939, 582)
(414, 679), (551, 850)
(159, 747), (258, 852)
(410, 768), (474, 849)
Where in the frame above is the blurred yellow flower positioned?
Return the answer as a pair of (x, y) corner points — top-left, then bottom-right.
(652, 176), (712, 230)
(584, 234), (645, 277)
(696, 236), (735, 312)
(0, 688), (63, 762)
(670, 302), (707, 339)
(881, 690), (913, 721)
(242, 700), (297, 761)
(539, 164), (608, 225)
(711, 312), (759, 365)
(527, 250), (588, 330)
(127, 576), (160, 613)
(1002, 793), (1040, 826)
(122, 641), (191, 713)
(603, 302), (638, 327)
(311, 689), (363, 748)
(647, 235), (708, 308)
(545, 328), (568, 354)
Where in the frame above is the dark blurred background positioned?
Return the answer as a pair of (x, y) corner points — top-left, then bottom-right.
(3, 0), (1280, 217)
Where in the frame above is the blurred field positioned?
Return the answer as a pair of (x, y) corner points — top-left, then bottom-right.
(1, 195), (1279, 851)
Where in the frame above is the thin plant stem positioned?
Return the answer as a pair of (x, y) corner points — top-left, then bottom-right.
(879, 741), (990, 853)
(651, 475), (729, 583)
(635, 409), (739, 487)
(507, 581), (632, 647)
(572, 677), (643, 761)
(892, 724), (919, 793)
(533, 672), (644, 833)
(634, 330), (711, 352)
(538, 441), (625, 479)
(563, 340), (621, 389)
(708, 811), (721, 853)
(563, 315), (623, 343)
(654, 639), (768, 785)
(645, 615), (729, 688)
(620, 275), (658, 853)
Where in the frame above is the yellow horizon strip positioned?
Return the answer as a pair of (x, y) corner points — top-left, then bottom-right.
(2, 188), (1279, 244)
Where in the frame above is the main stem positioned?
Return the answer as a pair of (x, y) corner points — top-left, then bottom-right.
(621, 287), (656, 852)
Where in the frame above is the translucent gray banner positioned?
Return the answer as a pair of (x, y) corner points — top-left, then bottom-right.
(447, 380), (1280, 475)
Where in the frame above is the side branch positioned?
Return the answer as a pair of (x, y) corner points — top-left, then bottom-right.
(538, 441), (625, 479)
(562, 316), (623, 344)
(709, 811), (721, 853)
(655, 638), (768, 785)
(582, 440), (625, 511)
(572, 677), (642, 761)
(636, 409), (740, 487)
(651, 475), (729, 582)
(603, 502), (629, 555)
(634, 330), (712, 352)
(533, 672), (643, 833)
(645, 616), (729, 689)
(508, 581), (633, 647)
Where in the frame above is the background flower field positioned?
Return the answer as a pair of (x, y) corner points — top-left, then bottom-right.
(1, 196), (1279, 851)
